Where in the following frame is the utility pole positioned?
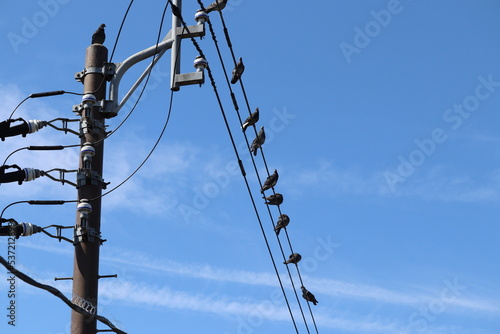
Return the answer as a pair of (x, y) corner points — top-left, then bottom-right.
(68, 2), (206, 333)
(71, 41), (108, 334)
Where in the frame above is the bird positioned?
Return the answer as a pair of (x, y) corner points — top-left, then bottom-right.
(284, 253), (302, 265)
(92, 24), (106, 44)
(242, 107), (259, 132)
(205, 0), (228, 13)
(231, 57), (245, 84)
(274, 214), (290, 235)
(261, 169), (278, 193)
(301, 286), (318, 305)
(263, 193), (283, 206)
(250, 126), (265, 156)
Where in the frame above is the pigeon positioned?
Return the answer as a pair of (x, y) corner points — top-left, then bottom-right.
(261, 169), (278, 193)
(274, 214), (290, 235)
(301, 286), (318, 305)
(284, 253), (302, 265)
(231, 57), (245, 84)
(263, 193), (283, 206)
(242, 107), (259, 132)
(250, 126), (265, 156)
(205, 0), (228, 13)
(92, 24), (106, 44)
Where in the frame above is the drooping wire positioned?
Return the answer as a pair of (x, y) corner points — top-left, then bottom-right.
(91, 0), (136, 95)
(0, 200), (74, 221)
(90, 1), (173, 201)
(2, 144), (79, 166)
(109, 0), (135, 63)
(168, 3), (300, 333)
(8, 91), (83, 120)
(92, 1), (168, 146)
(0, 256), (126, 334)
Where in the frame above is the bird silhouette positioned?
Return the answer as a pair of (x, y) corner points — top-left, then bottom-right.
(263, 193), (283, 206)
(261, 169), (278, 193)
(242, 107), (259, 132)
(274, 214), (290, 235)
(231, 57), (245, 84)
(205, 0), (228, 13)
(92, 24), (106, 44)
(284, 253), (302, 265)
(250, 126), (265, 156)
(301, 286), (318, 305)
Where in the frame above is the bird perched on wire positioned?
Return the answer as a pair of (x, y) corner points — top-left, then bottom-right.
(301, 286), (318, 305)
(250, 126), (265, 156)
(92, 24), (106, 44)
(231, 57), (245, 84)
(242, 107), (259, 132)
(261, 169), (278, 193)
(274, 214), (290, 235)
(284, 253), (302, 265)
(263, 193), (283, 206)
(205, 0), (228, 13)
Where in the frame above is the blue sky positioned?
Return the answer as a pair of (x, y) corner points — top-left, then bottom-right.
(1, 0), (500, 333)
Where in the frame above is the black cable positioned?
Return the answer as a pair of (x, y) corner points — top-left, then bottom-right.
(2, 144), (79, 166)
(170, 4), (301, 333)
(0, 200), (74, 221)
(0, 256), (126, 334)
(90, 1), (172, 201)
(8, 91), (83, 120)
(109, 0), (135, 63)
(203, 16), (311, 334)
(90, 0), (136, 96)
(200, 4), (320, 333)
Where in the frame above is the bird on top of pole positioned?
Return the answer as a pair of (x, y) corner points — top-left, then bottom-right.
(92, 24), (106, 44)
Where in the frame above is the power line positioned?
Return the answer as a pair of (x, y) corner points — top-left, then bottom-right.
(170, 3), (307, 333)
(90, 1), (174, 201)
(200, 3), (320, 333)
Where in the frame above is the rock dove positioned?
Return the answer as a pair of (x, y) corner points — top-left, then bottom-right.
(274, 214), (290, 235)
(231, 57), (245, 84)
(205, 0), (228, 13)
(261, 169), (278, 193)
(92, 24), (106, 44)
(250, 126), (265, 156)
(284, 253), (302, 265)
(301, 286), (318, 305)
(263, 193), (283, 206)
(242, 107), (259, 132)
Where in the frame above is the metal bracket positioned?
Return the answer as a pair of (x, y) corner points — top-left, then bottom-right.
(74, 63), (116, 83)
(174, 71), (204, 87)
(73, 101), (117, 119)
(77, 169), (109, 189)
(176, 25), (205, 38)
(97, 100), (117, 119)
(74, 226), (106, 245)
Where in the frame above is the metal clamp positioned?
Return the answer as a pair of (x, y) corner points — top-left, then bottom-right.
(74, 63), (116, 83)
(77, 169), (109, 189)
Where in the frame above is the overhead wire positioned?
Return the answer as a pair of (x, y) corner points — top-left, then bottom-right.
(198, 2), (320, 333)
(170, 2), (301, 333)
(90, 0), (173, 201)
(204, 15), (311, 334)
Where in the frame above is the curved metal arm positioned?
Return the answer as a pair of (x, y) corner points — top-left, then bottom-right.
(108, 33), (175, 115)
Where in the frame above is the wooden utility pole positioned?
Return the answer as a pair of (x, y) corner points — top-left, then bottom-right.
(71, 42), (108, 334)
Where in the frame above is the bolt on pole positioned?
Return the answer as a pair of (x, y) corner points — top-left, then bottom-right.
(71, 42), (108, 334)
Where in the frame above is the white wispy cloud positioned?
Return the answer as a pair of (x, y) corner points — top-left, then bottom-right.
(20, 240), (500, 316)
